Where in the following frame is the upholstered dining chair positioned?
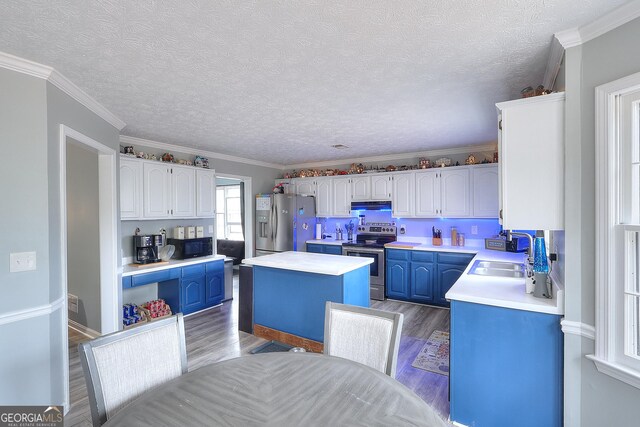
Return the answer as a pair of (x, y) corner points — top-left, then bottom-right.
(324, 302), (404, 378)
(78, 313), (188, 426)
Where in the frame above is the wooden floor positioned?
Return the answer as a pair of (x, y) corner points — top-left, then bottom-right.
(66, 273), (450, 426)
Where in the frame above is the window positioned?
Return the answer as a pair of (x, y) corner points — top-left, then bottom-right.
(216, 185), (244, 240)
(591, 72), (640, 388)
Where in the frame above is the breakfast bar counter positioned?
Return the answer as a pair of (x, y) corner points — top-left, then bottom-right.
(242, 252), (372, 349)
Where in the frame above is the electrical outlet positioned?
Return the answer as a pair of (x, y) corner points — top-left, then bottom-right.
(208, 225), (214, 233)
(471, 225), (478, 235)
(10, 251), (36, 272)
(399, 225), (406, 235)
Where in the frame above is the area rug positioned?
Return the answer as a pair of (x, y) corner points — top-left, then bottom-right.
(250, 340), (293, 354)
(411, 330), (450, 376)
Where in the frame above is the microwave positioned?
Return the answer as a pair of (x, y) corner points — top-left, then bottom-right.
(167, 237), (213, 259)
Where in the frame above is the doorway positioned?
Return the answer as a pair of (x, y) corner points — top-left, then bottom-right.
(215, 174), (253, 260)
(59, 125), (118, 412)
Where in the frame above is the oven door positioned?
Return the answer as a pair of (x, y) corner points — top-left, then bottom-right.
(341, 247), (384, 286)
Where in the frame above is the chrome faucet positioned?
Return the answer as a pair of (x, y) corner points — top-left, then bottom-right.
(506, 231), (534, 265)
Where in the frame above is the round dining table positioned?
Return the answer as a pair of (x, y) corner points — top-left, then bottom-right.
(104, 352), (449, 427)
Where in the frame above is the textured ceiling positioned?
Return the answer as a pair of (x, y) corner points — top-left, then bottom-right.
(0, 0), (626, 165)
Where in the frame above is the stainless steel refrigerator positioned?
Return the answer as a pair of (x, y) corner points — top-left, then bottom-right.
(255, 194), (316, 256)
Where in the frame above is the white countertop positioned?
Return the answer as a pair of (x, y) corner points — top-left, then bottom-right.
(122, 255), (226, 277)
(306, 238), (350, 246)
(444, 249), (564, 315)
(383, 241), (564, 315)
(242, 251), (373, 276)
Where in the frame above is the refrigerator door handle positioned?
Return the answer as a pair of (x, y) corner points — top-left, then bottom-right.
(270, 196), (278, 240)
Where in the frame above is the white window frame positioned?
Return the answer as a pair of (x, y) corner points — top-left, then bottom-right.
(216, 184), (243, 240)
(590, 70), (640, 389)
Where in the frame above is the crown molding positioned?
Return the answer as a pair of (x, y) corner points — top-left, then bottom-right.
(555, 0), (640, 49)
(542, 36), (565, 90)
(119, 135), (284, 169)
(554, 28), (582, 49)
(0, 51), (126, 130)
(284, 143), (498, 170)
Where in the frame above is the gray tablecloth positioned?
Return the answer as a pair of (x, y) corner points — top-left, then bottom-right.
(104, 352), (449, 426)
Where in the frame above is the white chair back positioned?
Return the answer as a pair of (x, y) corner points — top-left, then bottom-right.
(79, 314), (188, 426)
(324, 302), (403, 377)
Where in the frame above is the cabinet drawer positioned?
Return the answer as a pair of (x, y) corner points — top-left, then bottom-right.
(205, 260), (224, 274)
(132, 268), (180, 287)
(411, 251), (434, 262)
(306, 244), (323, 254)
(324, 245), (343, 255)
(386, 249), (410, 260)
(182, 263), (206, 278)
(437, 252), (475, 266)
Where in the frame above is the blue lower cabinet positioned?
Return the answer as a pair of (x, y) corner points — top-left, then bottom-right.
(205, 261), (224, 306)
(410, 262), (435, 303)
(386, 259), (410, 300)
(385, 250), (473, 306)
(306, 243), (324, 254)
(324, 245), (343, 255)
(156, 260), (225, 315)
(180, 276), (206, 315)
(450, 301), (563, 427)
(436, 263), (467, 307)
(306, 243), (342, 255)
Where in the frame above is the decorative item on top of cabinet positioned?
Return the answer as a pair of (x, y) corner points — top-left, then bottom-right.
(496, 92), (564, 229)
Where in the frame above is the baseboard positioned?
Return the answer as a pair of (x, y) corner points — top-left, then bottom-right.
(68, 320), (100, 339)
(253, 324), (324, 353)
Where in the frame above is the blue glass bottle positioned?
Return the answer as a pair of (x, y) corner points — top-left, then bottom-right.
(533, 237), (549, 274)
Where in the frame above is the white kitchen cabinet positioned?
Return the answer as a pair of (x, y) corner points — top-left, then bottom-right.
(332, 177), (353, 217)
(440, 168), (470, 217)
(414, 168), (470, 218)
(351, 176), (371, 201)
(471, 164), (499, 218)
(196, 169), (217, 217)
(315, 177), (333, 217)
(415, 170), (439, 217)
(497, 92), (564, 229)
(120, 157), (143, 219)
(143, 162), (172, 218)
(172, 165), (196, 218)
(370, 174), (393, 200)
(392, 172), (415, 217)
(293, 178), (316, 196)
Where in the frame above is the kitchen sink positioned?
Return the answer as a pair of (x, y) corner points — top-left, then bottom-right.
(469, 260), (525, 278)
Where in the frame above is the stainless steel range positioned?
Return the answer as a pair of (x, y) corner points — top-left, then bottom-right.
(342, 223), (397, 301)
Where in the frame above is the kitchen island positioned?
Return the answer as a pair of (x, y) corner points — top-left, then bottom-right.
(242, 251), (373, 351)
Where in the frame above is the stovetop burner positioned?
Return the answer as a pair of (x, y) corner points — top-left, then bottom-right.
(342, 223), (397, 248)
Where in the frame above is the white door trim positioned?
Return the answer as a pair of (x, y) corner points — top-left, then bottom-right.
(216, 174), (254, 258)
(59, 124), (119, 412)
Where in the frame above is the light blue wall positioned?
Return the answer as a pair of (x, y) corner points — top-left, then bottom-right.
(0, 65), (121, 406)
(563, 16), (640, 427)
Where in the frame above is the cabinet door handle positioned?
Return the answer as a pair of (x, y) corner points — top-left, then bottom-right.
(499, 209), (503, 219)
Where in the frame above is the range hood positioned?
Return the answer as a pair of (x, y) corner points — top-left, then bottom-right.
(350, 201), (392, 211)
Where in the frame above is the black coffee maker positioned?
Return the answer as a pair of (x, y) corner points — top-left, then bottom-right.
(133, 235), (162, 264)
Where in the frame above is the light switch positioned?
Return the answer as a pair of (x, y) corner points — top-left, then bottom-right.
(208, 225), (214, 233)
(10, 251), (37, 272)
(471, 225), (478, 235)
